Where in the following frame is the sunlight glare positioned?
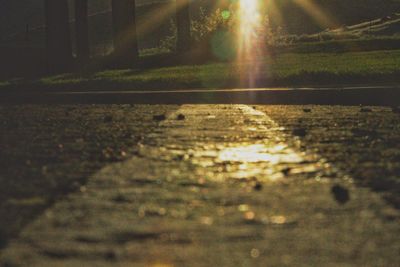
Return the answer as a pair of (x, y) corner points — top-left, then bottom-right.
(237, 0), (265, 87)
(218, 144), (303, 164)
(238, 0), (262, 61)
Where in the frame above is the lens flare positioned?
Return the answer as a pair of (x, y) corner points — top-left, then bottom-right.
(238, 0), (261, 59)
(237, 0), (265, 87)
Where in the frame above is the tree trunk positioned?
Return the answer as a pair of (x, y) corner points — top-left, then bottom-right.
(112, 0), (138, 66)
(44, 0), (72, 72)
(75, 0), (89, 65)
(176, 0), (191, 53)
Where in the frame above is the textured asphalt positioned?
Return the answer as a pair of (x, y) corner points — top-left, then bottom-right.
(0, 104), (399, 266)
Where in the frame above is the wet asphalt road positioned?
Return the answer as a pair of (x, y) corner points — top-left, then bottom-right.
(0, 104), (399, 266)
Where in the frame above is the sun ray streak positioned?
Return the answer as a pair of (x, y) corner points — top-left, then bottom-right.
(237, 0), (266, 87)
(238, 0), (262, 60)
(292, 0), (337, 28)
(134, 1), (189, 42)
(267, 0), (285, 32)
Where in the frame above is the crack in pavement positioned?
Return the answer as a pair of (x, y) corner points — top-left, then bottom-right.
(1, 105), (399, 267)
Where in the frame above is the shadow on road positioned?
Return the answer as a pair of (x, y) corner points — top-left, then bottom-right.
(0, 104), (180, 250)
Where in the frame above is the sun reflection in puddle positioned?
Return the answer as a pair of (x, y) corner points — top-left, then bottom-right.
(188, 142), (309, 181)
(217, 144), (303, 164)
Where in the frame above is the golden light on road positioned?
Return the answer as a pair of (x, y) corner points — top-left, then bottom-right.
(216, 143), (305, 180)
(218, 144), (303, 164)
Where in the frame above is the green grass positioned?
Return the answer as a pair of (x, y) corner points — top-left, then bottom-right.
(2, 49), (400, 92)
(287, 37), (400, 53)
(0, 81), (10, 87)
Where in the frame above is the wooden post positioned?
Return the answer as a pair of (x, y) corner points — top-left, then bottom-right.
(112, 0), (139, 66)
(75, 0), (90, 64)
(44, 0), (72, 72)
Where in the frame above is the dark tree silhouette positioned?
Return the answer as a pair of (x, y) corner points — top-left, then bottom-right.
(44, 0), (72, 72)
(112, 0), (139, 65)
(75, 0), (90, 65)
(176, 0), (191, 53)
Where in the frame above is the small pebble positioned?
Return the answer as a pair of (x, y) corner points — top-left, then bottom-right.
(331, 184), (350, 205)
(177, 114), (185, 120)
(105, 250), (117, 261)
(253, 182), (263, 191)
(153, 114), (166, 121)
(292, 128), (307, 137)
(360, 107), (372, 113)
(112, 194), (129, 203)
(281, 167), (291, 176)
(103, 115), (113, 123)
(175, 154), (185, 161)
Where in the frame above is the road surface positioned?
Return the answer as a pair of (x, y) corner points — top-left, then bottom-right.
(0, 104), (399, 266)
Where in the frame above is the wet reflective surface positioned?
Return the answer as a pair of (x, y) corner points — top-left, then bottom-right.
(140, 105), (334, 184)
